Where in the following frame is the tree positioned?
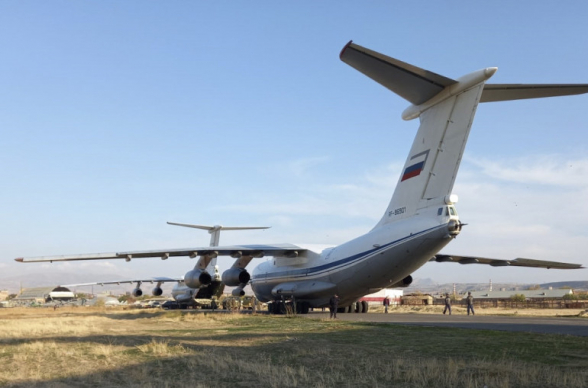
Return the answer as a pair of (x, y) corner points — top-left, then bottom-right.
(510, 294), (526, 302)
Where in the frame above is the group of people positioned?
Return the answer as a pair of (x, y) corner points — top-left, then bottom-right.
(443, 292), (475, 315)
(327, 292), (475, 318)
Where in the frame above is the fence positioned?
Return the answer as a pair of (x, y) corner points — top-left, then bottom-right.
(431, 299), (588, 309)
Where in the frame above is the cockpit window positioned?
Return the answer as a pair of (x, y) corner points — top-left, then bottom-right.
(449, 206), (457, 216)
(437, 208), (443, 216)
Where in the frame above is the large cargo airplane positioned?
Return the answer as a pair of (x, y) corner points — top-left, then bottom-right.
(16, 41), (587, 314)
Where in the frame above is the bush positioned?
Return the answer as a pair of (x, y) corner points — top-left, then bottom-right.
(510, 294), (526, 302)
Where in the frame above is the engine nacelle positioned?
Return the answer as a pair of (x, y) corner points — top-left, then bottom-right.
(132, 288), (143, 297)
(390, 275), (413, 288)
(152, 287), (163, 297)
(232, 287), (245, 297)
(184, 269), (212, 289)
(222, 268), (250, 287)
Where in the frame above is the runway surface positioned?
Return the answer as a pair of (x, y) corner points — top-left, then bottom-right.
(305, 312), (588, 336)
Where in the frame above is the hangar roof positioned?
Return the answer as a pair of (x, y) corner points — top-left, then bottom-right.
(14, 286), (74, 300)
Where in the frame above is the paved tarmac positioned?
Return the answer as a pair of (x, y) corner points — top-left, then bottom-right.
(305, 312), (588, 336)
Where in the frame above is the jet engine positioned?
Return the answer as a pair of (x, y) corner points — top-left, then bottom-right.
(389, 275), (413, 288)
(152, 286), (163, 296)
(184, 269), (212, 289)
(232, 287), (245, 297)
(132, 288), (143, 297)
(222, 268), (250, 287)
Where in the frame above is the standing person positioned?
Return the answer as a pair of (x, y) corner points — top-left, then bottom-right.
(383, 296), (390, 313)
(466, 292), (475, 315)
(443, 293), (452, 315)
(329, 294), (340, 319)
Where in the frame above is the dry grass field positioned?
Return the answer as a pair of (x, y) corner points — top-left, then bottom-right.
(1, 307), (587, 388)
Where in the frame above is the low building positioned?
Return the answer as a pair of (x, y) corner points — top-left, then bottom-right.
(360, 289), (403, 306)
(401, 293), (434, 305)
(12, 286), (75, 304)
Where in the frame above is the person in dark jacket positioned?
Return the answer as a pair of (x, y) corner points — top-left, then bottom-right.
(466, 292), (475, 315)
(383, 296), (390, 313)
(329, 294), (340, 319)
(443, 293), (452, 315)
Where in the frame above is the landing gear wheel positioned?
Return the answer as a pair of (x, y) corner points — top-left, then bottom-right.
(361, 300), (369, 313)
(296, 302), (310, 314)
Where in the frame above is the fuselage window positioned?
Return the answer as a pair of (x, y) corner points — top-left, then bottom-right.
(437, 208), (443, 216)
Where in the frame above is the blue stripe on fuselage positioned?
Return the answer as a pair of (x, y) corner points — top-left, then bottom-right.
(251, 224), (445, 282)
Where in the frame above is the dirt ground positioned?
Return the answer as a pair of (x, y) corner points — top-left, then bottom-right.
(370, 304), (588, 317)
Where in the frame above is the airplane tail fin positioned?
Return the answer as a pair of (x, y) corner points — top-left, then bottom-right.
(340, 41), (588, 228)
(167, 222), (270, 273)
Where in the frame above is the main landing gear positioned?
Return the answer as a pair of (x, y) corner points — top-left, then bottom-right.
(267, 299), (369, 314)
(267, 297), (310, 315)
(337, 300), (369, 314)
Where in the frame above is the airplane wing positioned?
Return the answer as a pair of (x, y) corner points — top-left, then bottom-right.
(431, 254), (583, 269)
(15, 244), (305, 263)
(59, 277), (183, 288)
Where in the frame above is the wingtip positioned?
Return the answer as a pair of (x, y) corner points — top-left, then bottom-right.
(339, 40), (353, 60)
(15, 258), (23, 262)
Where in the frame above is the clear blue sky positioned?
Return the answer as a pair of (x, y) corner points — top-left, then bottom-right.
(1, 1), (587, 288)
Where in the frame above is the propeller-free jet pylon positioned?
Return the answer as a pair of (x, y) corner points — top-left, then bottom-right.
(16, 41), (587, 314)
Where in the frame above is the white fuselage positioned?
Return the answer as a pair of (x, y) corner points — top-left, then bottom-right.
(251, 204), (460, 308)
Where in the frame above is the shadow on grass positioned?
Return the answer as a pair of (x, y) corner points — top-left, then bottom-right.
(4, 312), (588, 387)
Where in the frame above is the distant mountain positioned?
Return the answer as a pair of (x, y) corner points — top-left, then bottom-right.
(540, 281), (588, 290)
(410, 278), (436, 286)
(404, 278), (588, 295)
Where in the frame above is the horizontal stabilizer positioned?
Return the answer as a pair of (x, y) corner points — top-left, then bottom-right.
(432, 254), (583, 269)
(340, 41), (457, 105)
(167, 222), (270, 231)
(481, 84), (588, 102)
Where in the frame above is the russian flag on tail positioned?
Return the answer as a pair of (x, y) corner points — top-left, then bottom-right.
(401, 149), (430, 182)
